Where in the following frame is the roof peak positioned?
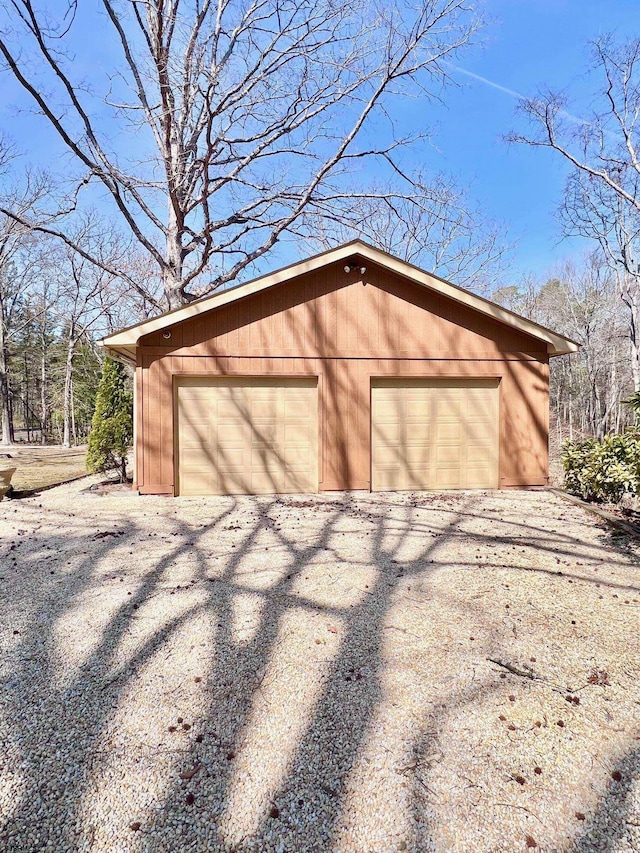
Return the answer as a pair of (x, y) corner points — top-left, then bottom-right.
(101, 242), (579, 362)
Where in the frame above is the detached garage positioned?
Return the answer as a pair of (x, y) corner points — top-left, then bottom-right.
(100, 241), (578, 496)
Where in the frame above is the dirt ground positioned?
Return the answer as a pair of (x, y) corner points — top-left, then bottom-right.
(0, 482), (639, 853)
(0, 445), (88, 492)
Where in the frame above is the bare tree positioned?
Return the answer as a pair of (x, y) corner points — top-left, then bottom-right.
(550, 256), (630, 439)
(300, 171), (507, 291)
(512, 35), (640, 391)
(512, 37), (640, 214)
(0, 0), (482, 308)
(12, 208), (153, 447)
(27, 269), (56, 444)
(562, 169), (640, 390)
(0, 162), (146, 446)
(492, 254), (633, 443)
(49, 241), (135, 447)
(0, 137), (18, 444)
(0, 158), (51, 444)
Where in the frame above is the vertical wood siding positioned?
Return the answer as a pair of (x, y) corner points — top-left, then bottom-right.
(136, 263), (550, 494)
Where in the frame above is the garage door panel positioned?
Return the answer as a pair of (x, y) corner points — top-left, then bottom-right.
(288, 473), (315, 492)
(436, 445), (461, 464)
(375, 420), (402, 443)
(180, 469), (215, 496)
(374, 392), (402, 412)
(466, 415), (493, 429)
(406, 432), (431, 451)
(284, 420), (313, 442)
(249, 423), (279, 444)
(284, 444), (312, 463)
(467, 396), (494, 418)
(407, 466), (432, 488)
(217, 400), (248, 420)
(406, 398), (431, 419)
(177, 378), (318, 495)
(244, 476), (272, 494)
(468, 417), (494, 435)
(178, 405), (211, 424)
(283, 455), (313, 471)
(218, 447), (247, 469)
(466, 428), (493, 446)
(218, 472), (252, 494)
(466, 467), (494, 488)
(434, 467), (462, 489)
(250, 448), (282, 470)
(249, 401), (277, 419)
(180, 424), (210, 446)
(177, 388), (210, 403)
(405, 444), (430, 464)
(375, 467), (403, 490)
(435, 421), (461, 442)
(467, 443), (492, 463)
(284, 471), (314, 493)
(373, 445), (404, 465)
(372, 379), (499, 491)
(217, 421), (247, 441)
(183, 440), (215, 465)
(436, 399), (462, 419)
(284, 396), (312, 419)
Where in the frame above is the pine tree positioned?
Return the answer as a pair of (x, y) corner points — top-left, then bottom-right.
(86, 358), (133, 483)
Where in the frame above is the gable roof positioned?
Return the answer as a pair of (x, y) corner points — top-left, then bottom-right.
(100, 239), (580, 363)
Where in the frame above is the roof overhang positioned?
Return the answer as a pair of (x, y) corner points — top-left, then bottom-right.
(100, 240), (580, 361)
(100, 344), (137, 366)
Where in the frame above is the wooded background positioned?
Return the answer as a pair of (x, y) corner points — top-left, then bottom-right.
(0, 3), (639, 451)
(1, 231), (633, 451)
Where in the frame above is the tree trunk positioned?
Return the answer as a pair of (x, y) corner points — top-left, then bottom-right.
(40, 335), (47, 444)
(0, 303), (13, 445)
(70, 372), (77, 446)
(61, 335), (76, 448)
(24, 351), (30, 443)
(164, 211), (185, 309)
(568, 388), (573, 442)
(629, 291), (640, 392)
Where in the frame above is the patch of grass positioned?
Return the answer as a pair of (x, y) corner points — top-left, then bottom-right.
(1, 445), (89, 492)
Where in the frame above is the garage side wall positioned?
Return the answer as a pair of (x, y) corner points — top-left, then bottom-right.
(135, 264), (551, 494)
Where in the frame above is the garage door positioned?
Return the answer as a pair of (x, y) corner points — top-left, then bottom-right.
(371, 378), (499, 491)
(176, 377), (318, 495)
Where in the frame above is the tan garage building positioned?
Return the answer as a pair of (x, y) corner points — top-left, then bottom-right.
(101, 241), (578, 496)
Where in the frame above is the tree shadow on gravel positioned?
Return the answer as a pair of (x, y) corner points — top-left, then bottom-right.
(142, 495), (461, 853)
(572, 744), (640, 853)
(0, 498), (236, 852)
(0, 491), (639, 852)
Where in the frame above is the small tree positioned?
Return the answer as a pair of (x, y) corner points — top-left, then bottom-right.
(86, 358), (132, 483)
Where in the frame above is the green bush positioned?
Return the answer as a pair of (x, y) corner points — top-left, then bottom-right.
(562, 432), (640, 503)
(624, 390), (640, 424)
(86, 358), (133, 483)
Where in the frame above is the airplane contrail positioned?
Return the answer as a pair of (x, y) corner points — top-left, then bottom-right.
(445, 62), (604, 133)
(446, 63), (527, 101)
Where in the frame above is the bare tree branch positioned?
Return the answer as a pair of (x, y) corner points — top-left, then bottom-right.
(0, 0), (484, 308)
(512, 35), (640, 391)
(511, 36), (640, 214)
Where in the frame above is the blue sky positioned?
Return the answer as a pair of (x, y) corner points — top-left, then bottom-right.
(1, 0), (640, 284)
(415, 0), (640, 276)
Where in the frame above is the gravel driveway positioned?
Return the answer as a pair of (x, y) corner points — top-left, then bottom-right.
(1, 482), (639, 853)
